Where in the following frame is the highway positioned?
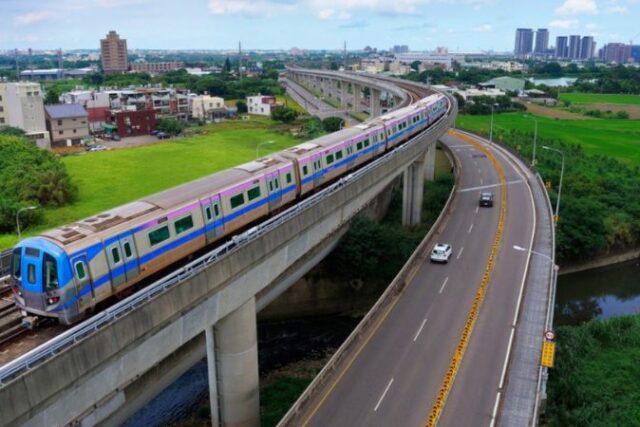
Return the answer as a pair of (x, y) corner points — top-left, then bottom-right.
(301, 130), (536, 426)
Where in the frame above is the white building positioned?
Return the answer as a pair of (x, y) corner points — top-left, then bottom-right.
(395, 53), (454, 71)
(61, 90), (110, 131)
(247, 95), (277, 116)
(191, 95), (226, 121)
(0, 82), (50, 148)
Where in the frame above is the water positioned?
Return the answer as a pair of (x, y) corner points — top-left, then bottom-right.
(554, 259), (640, 326)
(125, 316), (360, 426)
(527, 77), (577, 87)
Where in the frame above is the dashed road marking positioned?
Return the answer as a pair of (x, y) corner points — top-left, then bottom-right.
(439, 277), (449, 294)
(468, 223), (474, 234)
(457, 247), (464, 259)
(413, 318), (428, 342)
(374, 378), (394, 412)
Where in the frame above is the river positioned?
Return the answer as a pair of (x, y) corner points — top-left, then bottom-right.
(554, 259), (640, 326)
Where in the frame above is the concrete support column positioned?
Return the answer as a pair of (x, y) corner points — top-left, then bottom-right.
(340, 81), (347, 108)
(353, 84), (362, 112)
(424, 142), (437, 181)
(402, 157), (426, 226)
(207, 297), (259, 427)
(370, 88), (382, 117)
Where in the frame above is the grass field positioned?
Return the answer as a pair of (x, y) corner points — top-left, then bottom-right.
(456, 113), (640, 166)
(0, 118), (300, 250)
(560, 92), (640, 105)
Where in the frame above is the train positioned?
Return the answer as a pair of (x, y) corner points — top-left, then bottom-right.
(9, 93), (449, 325)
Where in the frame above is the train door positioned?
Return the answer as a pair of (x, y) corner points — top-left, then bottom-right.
(312, 154), (323, 187)
(345, 144), (355, 169)
(21, 248), (44, 310)
(202, 196), (223, 242)
(106, 241), (126, 288)
(120, 235), (139, 282)
(71, 254), (94, 313)
(266, 172), (282, 210)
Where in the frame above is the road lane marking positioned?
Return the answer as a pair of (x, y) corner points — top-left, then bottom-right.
(475, 206), (479, 214)
(374, 378), (394, 412)
(468, 223), (474, 234)
(413, 318), (428, 342)
(457, 180), (522, 193)
(439, 277), (449, 294)
(457, 247), (464, 259)
(480, 178), (484, 185)
(489, 392), (502, 427)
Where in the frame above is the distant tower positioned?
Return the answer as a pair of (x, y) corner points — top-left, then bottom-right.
(28, 48), (33, 80)
(238, 41), (242, 81)
(57, 49), (63, 79)
(14, 48), (20, 81)
(344, 41), (347, 70)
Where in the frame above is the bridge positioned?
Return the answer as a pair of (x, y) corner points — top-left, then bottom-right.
(0, 70), (455, 426)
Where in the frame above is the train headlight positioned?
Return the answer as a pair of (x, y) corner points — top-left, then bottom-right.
(47, 296), (60, 305)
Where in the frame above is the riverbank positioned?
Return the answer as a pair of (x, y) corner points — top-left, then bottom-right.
(559, 248), (640, 275)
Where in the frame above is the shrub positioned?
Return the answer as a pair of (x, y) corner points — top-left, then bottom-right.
(271, 106), (299, 124)
(615, 111), (630, 119)
(321, 117), (345, 133)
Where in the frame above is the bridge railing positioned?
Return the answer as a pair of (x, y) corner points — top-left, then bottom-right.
(0, 249), (12, 284)
(278, 103), (459, 427)
(0, 91), (457, 387)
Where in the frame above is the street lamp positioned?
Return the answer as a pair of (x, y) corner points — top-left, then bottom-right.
(16, 206), (37, 240)
(255, 140), (275, 159)
(523, 114), (538, 166)
(542, 146), (565, 224)
(489, 103), (499, 143)
(513, 245), (553, 263)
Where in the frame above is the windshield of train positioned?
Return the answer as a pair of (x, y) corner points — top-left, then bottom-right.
(11, 248), (21, 279)
(44, 253), (59, 290)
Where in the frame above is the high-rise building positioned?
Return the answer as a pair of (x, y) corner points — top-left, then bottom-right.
(600, 43), (632, 63)
(568, 35), (581, 59)
(0, 82), (50, 148)
(535, 29), (549, 55)
(100, 31), (128, 74)
(392, 45), (409, 54)
(555, 36), (569, 58)
(630, 45), (640, 63)
(514, 28), (534, 57)
(580, 36), (595, 59)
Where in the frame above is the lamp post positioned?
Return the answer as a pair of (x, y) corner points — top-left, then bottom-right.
(523, 114), (538, 166)
(16, 206), (37, 240)
(255, 140), (274, 159)
(542, 146), (565, 224)
(513, 245), (553, 263)
(489, 103), (499, 143)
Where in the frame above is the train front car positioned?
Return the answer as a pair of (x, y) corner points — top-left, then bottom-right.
(10, 237), (77, 327)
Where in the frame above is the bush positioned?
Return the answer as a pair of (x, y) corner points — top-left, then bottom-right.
(0, 135), (77, 233)
(236, 100), (248, 114)
(615, 111), (630, 119)
(156, 118), (185, 135)
(271, 106), (298, 124)
(321, 117), (345, 133)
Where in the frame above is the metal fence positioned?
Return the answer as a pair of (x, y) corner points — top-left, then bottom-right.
(0, 91), (456, 387)
(0, 249), (12, 280)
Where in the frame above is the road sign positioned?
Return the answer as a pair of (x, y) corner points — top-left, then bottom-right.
(541, 341), (556, 368)
(545, 330), (555, 341)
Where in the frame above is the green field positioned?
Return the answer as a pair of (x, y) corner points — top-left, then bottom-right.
(559, 92), (640, 105)
(0, 119), (300, 250)
(456, 113), (640, 166)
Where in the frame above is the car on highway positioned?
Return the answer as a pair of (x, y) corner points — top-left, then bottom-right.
(87, 144), (109, 152)
(479, 191), (494, 207)
(430, 243), (452, 263)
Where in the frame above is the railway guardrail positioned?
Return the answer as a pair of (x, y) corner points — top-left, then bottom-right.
(0, 86), (456, 386)
(0, 250), (12, 285)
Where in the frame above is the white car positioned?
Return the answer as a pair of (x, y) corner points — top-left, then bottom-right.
(430, 243), (453, 263)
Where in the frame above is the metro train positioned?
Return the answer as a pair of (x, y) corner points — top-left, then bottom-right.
(9, 94), (449, 325)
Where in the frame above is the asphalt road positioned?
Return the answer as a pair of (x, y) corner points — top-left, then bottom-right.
(303, 131), (536, 427)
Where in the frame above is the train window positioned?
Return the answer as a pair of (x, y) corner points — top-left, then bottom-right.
(248, 186), (261, 201)
(336, 151), (343, 160)
(347, 146), (353, 155)
(123, 242), (133, 258)
(380, 133), (384, 141)
(28, 264), (36, 285)
(275, 179), (279, 189)
(286, 173), (292, 184)
(174, 215), (194, 235)
(205, 205), (213, 221)
(74, 261), (87, 281)
(111, 247), (121, 264)
(326, 154), (334, 165)
(302, 165), (308, 175)
(268, 181), (274, 191)
(387, 129), (391, 136)
(356, 142), (363, 150)
(44, 254), (58, 290)
(230, 193), (245, 209)
(26, 247), (40, 257)
(149, 226), (170, 246)
(363, 139), (370, 147)
(213, 203), (220, 217)
(12, 249), (21, 279)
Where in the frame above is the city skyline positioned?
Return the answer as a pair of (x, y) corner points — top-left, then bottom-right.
(1, 0), (638, 51)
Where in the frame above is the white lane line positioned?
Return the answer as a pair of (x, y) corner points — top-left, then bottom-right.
(489, 392), (502, 427)
(480, 178), (484, 185)
(413, 318), (428, 342)
(457, 247), (464, 259)
(439, 277), (449, 294)
(457, 180), (522, 193)
(499, 328), (516, 389)
(468, 223), (474, 234)
(475, 206), (479, 214)
(478, 168), (482, 174)
(374, 378), (394, 412)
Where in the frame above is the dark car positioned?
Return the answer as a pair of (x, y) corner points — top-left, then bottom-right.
(479, 192), (494, 207)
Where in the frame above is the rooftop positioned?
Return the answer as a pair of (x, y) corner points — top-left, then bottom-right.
(45, 103), (88, 119)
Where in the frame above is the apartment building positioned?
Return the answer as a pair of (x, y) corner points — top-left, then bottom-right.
(247, 95), (278, 116)
(130, 62), (185, 74)
(191, 95), (226, 121)
(0, 82), (50, 148)
(101, 31), (128, 74)
(45, 104), (90, 147)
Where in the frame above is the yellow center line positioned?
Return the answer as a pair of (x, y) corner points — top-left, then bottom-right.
(425, 129), (508, 427)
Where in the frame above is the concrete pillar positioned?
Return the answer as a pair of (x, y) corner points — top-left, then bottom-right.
(207, 297), (259, 427)
(353, 84), (362, 112)
(340, 81), (347, 108)
(424, 142), (436, 181)
(370, 88), (382, 117)
(402, 157), (426, 226)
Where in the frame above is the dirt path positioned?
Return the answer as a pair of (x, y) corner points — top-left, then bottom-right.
(524, 102), (592, 120)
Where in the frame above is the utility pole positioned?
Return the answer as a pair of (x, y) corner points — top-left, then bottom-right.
(343, 41), (347, 70)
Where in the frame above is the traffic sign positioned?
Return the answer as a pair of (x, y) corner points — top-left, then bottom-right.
(544, 330), (555, 341)
(541, 341), (556, 368)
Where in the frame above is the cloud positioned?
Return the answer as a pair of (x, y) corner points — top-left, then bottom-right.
(14, 12), (52, 26)
(549, 19), (580, 28)
(339, 20), (369, 28)
(209, 0), (296, 16)
(556, 0), (598, 14)
(473, 24), (492, 32)
(605, 5), (627, 12)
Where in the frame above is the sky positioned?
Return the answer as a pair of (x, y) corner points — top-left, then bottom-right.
(1, 0), (638, 52)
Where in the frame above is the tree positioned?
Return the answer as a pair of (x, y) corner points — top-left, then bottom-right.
(44, 87), (61, 105)
(0, 126), (26, 137)
(156, 118), (185, 135)
(236, 100), (248, 113)
(322, 117), (345, 132)
(410, 60), (421, 72)
(271, 106), (298, 123)
(223, 57), (231, 74)
(452, 92), (466, 109)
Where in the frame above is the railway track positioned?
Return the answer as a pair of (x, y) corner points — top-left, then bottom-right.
(0, 288), (27, 348)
